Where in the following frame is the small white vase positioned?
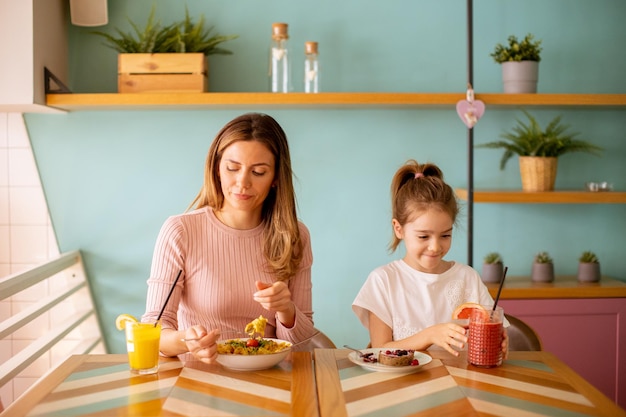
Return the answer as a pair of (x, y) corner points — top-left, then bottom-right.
(502, 61), (539, 93)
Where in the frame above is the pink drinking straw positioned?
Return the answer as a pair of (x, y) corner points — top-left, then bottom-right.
(155, 270), (182, 326)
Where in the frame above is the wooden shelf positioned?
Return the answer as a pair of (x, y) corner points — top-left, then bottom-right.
(45, 92), (626, 111)
(455, 188), (626, 204)
(486, 277), (626, 299)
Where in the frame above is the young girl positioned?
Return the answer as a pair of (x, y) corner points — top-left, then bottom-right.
(352, 160), (508, 357)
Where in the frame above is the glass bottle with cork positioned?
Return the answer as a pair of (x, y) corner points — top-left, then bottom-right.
(304, 41), (319, 93)
(269, 23), (291, 93)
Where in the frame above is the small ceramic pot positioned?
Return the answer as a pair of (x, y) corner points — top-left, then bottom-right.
(481, 263), (504, 283)
(502, 61), (539, 93)
(577, 262), (600, 283)
(531, 262), (554, 283)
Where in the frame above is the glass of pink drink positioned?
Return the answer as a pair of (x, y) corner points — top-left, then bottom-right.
(467, 306), (503, 367)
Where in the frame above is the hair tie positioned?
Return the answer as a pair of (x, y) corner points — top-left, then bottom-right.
(414, 172), (424, 179)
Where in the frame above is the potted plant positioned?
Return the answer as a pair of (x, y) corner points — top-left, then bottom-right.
(578, 251), (601, 282)
(476, 110), (603, 191)
(531, 251), (554, 283)
(481, 252), (504, 283)
(93, 7), (238, 93)
(490, 34), (542, 93)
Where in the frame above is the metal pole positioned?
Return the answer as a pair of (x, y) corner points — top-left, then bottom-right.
(466, 0), (474, 267)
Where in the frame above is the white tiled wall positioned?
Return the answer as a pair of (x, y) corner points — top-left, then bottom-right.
(0, 112), (105, 409)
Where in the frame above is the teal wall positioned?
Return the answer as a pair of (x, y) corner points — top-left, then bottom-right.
(24, 0), (626, 353)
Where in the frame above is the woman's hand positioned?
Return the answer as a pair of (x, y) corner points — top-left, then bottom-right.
(183, 326), (220, 364)
(423, 322), (468, 356)
(253, 281), (295, 327)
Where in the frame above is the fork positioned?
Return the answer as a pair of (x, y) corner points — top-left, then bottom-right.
(343, 344), (367, 357)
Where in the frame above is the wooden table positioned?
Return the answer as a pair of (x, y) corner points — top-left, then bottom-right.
(314, 349), (626, 417)
(3, 352), (318, 417)
(485, 277), (626, 408)
(6, 350), (625, 417)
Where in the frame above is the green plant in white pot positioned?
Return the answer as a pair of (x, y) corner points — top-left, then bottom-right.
(577, 251), (601, 283)
(476, 110), (603, 192)
(532, 251), (554, 283)
(481, 252), (504, 284)
(491, 33), (542, 93)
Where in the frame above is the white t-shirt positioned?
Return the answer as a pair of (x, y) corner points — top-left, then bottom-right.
(352, 260), (500, 341)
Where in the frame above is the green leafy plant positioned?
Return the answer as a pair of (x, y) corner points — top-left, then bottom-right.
(483, 252), (503, 264)
(534, 251), (553, 264)
(476, 110), (603, 170)
(491, 34), (542, 63)
(579, 251), (599, 263)
(92, 6), (238, 55)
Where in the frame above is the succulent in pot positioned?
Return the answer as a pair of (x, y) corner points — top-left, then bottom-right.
(531, 251), (554, 283)
(481, 252), (504, 284)
(577, 251), (600, 283)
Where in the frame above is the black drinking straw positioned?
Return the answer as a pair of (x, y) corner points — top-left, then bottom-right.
(155, 269), (182, 326)
(492, 266), (508, 311)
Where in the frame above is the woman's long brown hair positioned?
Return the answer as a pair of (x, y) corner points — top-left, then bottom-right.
(189, 113), (302, 281)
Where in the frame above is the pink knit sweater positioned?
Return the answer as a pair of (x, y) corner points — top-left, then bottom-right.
(142, 206), (316, 344)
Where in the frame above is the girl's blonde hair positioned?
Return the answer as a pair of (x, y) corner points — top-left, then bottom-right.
(189, 113), (302, 281)
(389, 159), (459, 252)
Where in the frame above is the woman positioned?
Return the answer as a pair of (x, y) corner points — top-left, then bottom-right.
(142, 113), (316, 364)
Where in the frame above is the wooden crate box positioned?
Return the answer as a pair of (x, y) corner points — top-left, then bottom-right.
(118, 53), (207, 93)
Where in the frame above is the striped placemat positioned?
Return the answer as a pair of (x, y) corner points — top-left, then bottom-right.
(20, 352), (317, 417)
(316, 349), (602, 417)
(161, 351), (317, 417)
(162, 365), (292, 416)
(26, 360), (183, 417)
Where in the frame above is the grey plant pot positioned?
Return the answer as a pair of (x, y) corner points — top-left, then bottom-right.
(577, 262), (601, 283)
(481, 263), (504, 283)
(531, 262), (554, 283)
(502, 61), (539, 93)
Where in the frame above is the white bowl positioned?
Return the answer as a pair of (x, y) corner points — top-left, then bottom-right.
(216, 338), (292, 371)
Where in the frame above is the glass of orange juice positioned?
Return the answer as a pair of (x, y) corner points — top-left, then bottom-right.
(125, 321), (161, 374)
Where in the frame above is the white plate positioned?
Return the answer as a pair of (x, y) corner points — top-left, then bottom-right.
(216, 338), (291, 371)
(348, 348), (432, 373)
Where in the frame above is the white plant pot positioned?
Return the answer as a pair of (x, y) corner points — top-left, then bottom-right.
(502, 61), (539, 93)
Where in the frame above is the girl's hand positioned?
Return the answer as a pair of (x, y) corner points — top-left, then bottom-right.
(183, 326), (220, 364)
(502, 328), (509, 359)
(424, 322), (468, 356)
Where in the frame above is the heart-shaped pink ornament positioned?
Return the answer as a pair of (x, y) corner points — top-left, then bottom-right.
(456, 99), (485, 129)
